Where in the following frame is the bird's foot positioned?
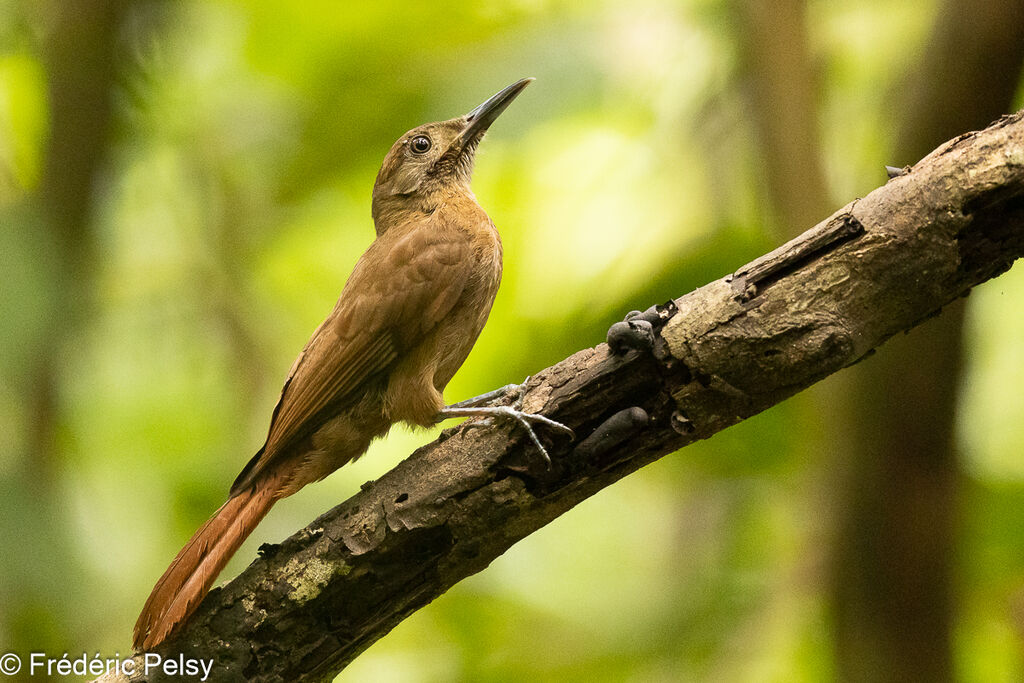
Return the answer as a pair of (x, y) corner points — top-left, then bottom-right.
(437, 383), (573, 467)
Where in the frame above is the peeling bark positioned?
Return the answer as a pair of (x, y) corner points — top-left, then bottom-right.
(100, 111), (1024, 682)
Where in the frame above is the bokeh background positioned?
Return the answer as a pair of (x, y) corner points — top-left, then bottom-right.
(2, 0), (1024, 681)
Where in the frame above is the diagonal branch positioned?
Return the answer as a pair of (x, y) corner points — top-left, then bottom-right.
(101, 111), (1024, 683)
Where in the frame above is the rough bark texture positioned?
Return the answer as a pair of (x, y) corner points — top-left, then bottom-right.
(101, 112), (1024, 682)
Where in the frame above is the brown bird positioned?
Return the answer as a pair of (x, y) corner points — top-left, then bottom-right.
(133, 78), (571, 651)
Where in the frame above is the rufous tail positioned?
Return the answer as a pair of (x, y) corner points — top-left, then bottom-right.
(133, 482), (279, 650)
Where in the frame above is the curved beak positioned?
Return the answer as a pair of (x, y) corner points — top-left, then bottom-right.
(458, 77), (534, 145)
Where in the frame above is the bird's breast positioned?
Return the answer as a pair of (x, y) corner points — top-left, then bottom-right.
(431, 221), (502, 389)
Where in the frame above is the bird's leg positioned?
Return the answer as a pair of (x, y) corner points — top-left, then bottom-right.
(444, 383), (521, 410)
(437, 378), (574, 466)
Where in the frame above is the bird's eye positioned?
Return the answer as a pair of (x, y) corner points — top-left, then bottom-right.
(409, 135), (432, 154)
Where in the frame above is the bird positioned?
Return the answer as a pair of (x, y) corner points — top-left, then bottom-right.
(133, 77), (572, 651)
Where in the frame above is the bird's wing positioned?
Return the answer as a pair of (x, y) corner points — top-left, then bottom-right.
(230, 227), (474, 494)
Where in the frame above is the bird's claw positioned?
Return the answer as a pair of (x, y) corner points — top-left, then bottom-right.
(487, 405), (574, 468)
(437, 402), (574, 469)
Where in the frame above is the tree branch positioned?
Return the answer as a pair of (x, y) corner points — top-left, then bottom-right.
(102, 111), (1024, 682)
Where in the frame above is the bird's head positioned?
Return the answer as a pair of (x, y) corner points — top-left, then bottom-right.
(371, 78), (532, 230)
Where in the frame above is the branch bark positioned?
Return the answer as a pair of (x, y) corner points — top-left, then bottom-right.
(103, 111), (1024, 682)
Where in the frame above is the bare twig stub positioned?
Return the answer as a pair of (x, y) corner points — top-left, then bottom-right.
(101, 111), (1024, 683)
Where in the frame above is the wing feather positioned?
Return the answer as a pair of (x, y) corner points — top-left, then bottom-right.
(231, 225), (474, 492)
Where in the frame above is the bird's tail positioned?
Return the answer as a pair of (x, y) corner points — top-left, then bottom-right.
(133, 481), (279, 650)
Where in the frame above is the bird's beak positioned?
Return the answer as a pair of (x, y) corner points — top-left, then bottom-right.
(457, 77), (534, 147)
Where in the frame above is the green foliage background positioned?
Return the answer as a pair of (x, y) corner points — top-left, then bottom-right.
(1, 0), (1023, 680)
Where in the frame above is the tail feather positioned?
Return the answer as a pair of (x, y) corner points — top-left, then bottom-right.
(133, 483), (279, 650)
